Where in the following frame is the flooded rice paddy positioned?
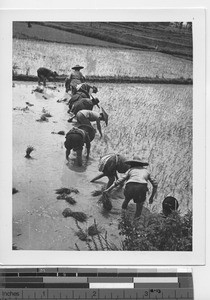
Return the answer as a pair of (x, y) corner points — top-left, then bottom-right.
(13, 81), (192, 250)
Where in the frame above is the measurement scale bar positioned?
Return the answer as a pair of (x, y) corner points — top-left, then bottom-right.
(0, 268), (194, 299)
(89, 283), (133, 289)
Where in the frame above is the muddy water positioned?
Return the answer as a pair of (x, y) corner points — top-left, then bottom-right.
(13, 81), (192, 250)
(12, 82), (138, 250)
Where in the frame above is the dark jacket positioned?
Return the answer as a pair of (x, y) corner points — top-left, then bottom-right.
(37, 67), (57, 79)
(71, 98), (94, 115)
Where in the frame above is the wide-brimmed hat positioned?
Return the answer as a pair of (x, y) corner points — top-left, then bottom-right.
(72, 64), (84, 70)
(125, 156), (149, 167)
(101, 107), (108, 126)
(78, 124), (96, 141)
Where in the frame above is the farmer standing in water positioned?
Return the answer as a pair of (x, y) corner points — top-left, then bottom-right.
(103, 156), (158, 219)
(65, 64), (86, 95)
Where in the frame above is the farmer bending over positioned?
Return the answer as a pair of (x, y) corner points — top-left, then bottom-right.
(68, 98), (100, 122)
(37, 67), (58, 86)
(76, 108), (108, 138)
(103, 156), (158, 219)
(64, 125), (95, 166)
(90, 153), (129, 188)
(68, 84), (98, 111)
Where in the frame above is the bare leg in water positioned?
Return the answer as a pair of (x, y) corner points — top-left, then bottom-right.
(76, 149), (83, 166)
(134, 202), (144, 219)
(66, 149), (70, 161)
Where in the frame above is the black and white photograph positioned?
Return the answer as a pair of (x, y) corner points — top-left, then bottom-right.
(11, 20), (194, 252)
(0, 8), (205, 265)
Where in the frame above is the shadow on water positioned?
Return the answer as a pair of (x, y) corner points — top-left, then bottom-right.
(66, 160), (87, 173)
(66, 155), (96, 173)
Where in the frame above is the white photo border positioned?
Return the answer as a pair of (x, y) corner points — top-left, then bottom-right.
(0, 8), (205, 266)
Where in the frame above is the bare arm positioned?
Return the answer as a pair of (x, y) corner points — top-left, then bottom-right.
(104, 171), (129, 193)
(96, 119), (102, 137)
(148, 175), (158, 204)
(85, 134), (91, 159)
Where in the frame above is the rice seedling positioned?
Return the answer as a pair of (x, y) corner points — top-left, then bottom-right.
(51, 131), (65, 135)
(32, 86), (44, 93)
(75, 230), (120, 251)
(36, 115), (49, 122)
(42, 112), (52, 118)
(55, 188), (71, 195)
(65, 196), (76, 205)
(75, 229), (90, 241)
(56, 193), (77, 203)
(25, 102), (34, 106)
(98, 192), (113, 211)
(55, 187), (79, 195)
(87, 220), (101, 237)
(92, 190), (103, 196)
(25, 146), (34, 158)
(62, 208), (87, 222)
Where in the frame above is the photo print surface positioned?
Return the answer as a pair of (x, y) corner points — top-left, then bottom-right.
(0, 8), (203, 266)
(12, 20), (193, 252)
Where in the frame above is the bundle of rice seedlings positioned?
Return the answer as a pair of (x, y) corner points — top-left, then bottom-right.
(51, 131), (65, 135)
(92, 190), (103, 196)
(87, 222), (101, 237)
(69, 188), (79, 194)
(98, 192), (112, 211)
(56, 194), (66, 200)
(65, 196), (76, 205)
(12, 187), (19, 194)
(42, 113), (52, 118)
(55, 188), (71, 195)
(62, 208), (87, 222)
(25, 102), (34, 107)
(36, 115), (49, 122)
(75, 229), (90, 241)
(25, 146), (35, 158)
(57, 131), (65, 135)
(92, 185), (106, 197)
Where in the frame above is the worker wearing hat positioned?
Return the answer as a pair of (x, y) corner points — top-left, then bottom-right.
(103, 156), (158, 219)
(76, 107), (108, 138)
(65, 64), (86, 95)
(68, 98), (100, 122)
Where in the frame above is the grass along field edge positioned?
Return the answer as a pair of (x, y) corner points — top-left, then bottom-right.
(13, 74), (193, 85)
